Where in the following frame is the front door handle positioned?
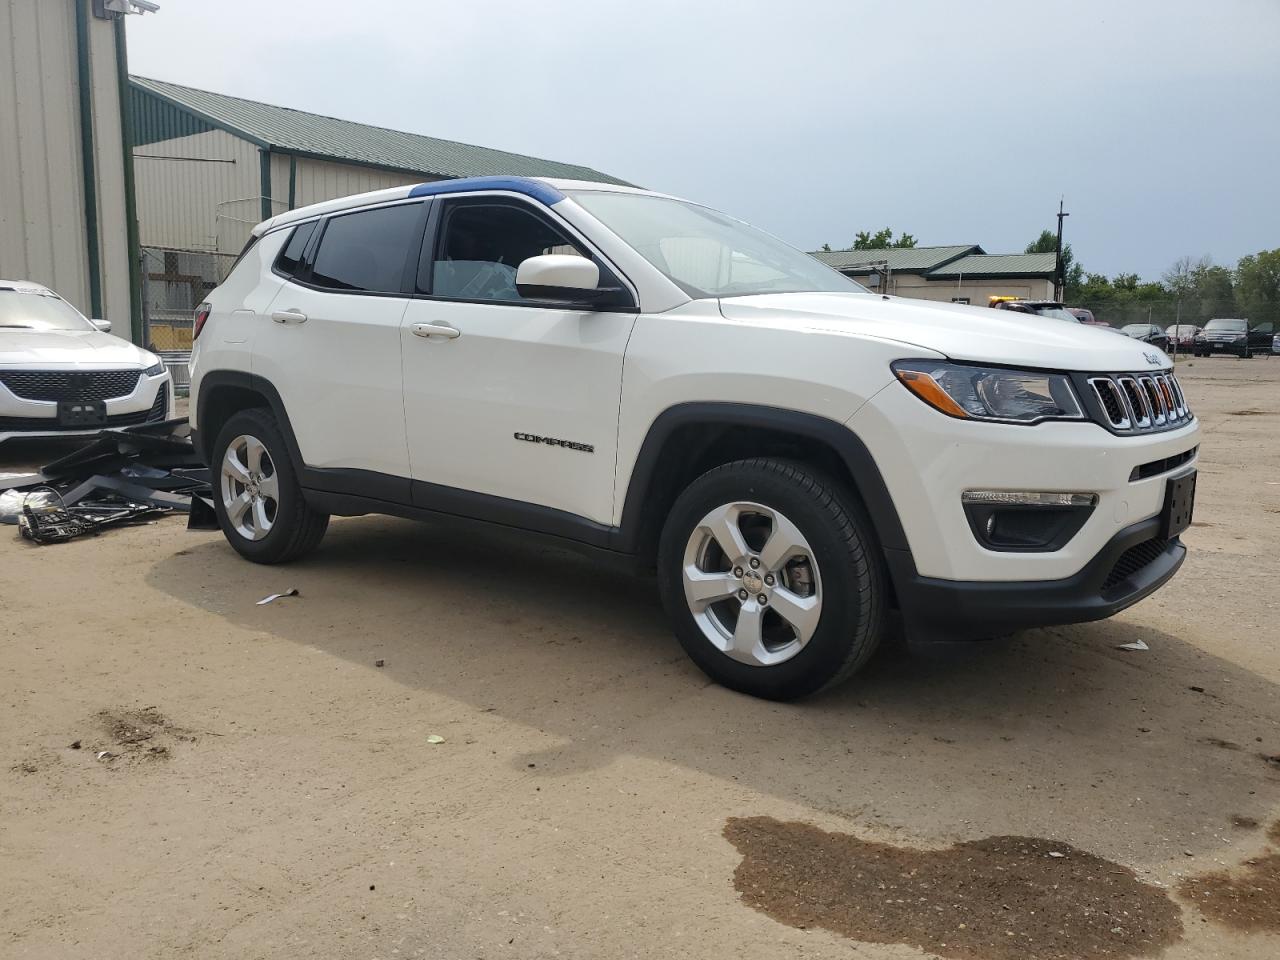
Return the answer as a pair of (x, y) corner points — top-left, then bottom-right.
(271, 309), (308, 324)
(411, 322), (461, 340)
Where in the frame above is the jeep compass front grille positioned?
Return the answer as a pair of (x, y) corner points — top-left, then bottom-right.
(1083, 371), (1191, 434)
(0, 369), (141, 402)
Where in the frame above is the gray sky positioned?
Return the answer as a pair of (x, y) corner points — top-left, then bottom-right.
(127, 0), (1279, 281)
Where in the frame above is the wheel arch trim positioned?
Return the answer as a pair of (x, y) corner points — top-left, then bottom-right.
(616, 402), (911, 557)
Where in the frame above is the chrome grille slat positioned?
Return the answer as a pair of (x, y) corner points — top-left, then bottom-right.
(1118, 376), (1151, 427)
(1086, 370), (1192, 434)
(1088, 377), (1131, 429)
(1140, 376), (1166, 424)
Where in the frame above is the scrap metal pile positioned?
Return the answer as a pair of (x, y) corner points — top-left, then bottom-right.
(0, 419), (216, 545)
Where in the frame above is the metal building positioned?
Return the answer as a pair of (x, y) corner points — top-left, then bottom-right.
(0, 0), (150, 342)
(811, 245), (1056, 306)
(126, 76), (629, 347)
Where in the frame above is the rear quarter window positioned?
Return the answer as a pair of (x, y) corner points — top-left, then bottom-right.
(309, 203), (423, 294)
(273, 221), (318, 278)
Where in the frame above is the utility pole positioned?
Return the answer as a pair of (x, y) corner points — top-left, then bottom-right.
(1054, 197), (1069, 302)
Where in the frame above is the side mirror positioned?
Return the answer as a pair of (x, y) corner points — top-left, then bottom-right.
(91, 318), (111, 332)
(516, 254), (599, 299)
(514, 254), (632, 310)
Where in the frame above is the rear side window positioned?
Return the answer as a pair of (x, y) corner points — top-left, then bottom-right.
(310, 204), (422, 294)
(273, 221), (317, 278)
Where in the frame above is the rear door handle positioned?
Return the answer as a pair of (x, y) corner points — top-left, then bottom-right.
(411, 322), (461, 340)
(271, 309), (308, 324)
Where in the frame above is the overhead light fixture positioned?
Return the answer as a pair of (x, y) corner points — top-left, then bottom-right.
(103, 0), (160, 14)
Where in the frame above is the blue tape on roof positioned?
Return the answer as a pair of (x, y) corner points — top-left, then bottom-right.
(407, 176), (565, 205)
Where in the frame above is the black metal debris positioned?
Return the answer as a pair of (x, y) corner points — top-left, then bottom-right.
(1, 418), (216, 544)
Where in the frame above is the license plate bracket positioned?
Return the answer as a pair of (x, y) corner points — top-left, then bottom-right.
(57, 399), (106, 427)
(1160, 470), (1196, 539)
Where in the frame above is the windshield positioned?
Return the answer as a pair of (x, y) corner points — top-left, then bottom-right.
(1168, 325), (1197, 335)
(1027, 305), (1080, 322)
(567, 190), (868, 298)
(0, 291), (94, 331)
(1121, 324), (1152, 334)
(1204, 319), (1247, 331)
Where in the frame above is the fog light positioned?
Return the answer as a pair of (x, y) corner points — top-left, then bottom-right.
(962, 491), (1098, 507)
(961, 490), (1098, 552)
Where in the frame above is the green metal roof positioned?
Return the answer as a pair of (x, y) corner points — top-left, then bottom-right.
(811, 245), (980, 273)
(928, 252), (1057, 278)
(129, 76), (631, 185)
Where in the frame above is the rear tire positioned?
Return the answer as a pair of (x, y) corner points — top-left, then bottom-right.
(657, 458), (885, 700)
(211, 408), (329, 564)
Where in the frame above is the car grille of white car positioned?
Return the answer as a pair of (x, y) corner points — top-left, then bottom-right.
(0, 388), (165, 432)
(1085, 371), (1191, 433)
(0, 369), (141, 402)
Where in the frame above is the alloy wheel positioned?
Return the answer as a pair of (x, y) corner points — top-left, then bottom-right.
(219, 434), (279, 541)
(681, 501), (823, 667)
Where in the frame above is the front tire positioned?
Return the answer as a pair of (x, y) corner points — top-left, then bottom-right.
(657, 458), (885, 700)
(211, 408), (329, 564)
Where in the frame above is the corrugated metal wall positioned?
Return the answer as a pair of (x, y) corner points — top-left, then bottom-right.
(0, 0), (134, 336)
(268, 153), (428, 213)
(134, 129), (260, 255)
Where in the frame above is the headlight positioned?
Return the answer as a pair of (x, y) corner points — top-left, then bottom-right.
(143, 358), (166, 377)
(892, 360), (1085, 424)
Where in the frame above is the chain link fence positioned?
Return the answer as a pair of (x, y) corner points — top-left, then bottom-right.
(1073, 298), (1243, 330)
(140, 247), (236, 393)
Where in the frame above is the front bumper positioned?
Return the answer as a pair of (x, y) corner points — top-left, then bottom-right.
(0, 372), (172, 444)
(886, 517), (1185, 641)
(849, 378), (1200, 583)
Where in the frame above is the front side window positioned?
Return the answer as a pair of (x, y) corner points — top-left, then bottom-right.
(310, 203), (422, 293)
(567, 190), (868, 299)
(423, 200), (589, 302)
(0, 290), (94, 331)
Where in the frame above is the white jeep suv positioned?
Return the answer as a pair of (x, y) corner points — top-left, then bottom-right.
(190, 177), (1199, 700)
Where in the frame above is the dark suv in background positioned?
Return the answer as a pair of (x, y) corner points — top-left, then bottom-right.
(1194, 319), (1274, 358)
(1119, 323), (1171, 352)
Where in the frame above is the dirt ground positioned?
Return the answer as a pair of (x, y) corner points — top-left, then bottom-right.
(2, 358), (1278, 959)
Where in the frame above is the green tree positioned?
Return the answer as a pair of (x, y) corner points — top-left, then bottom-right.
(1026, 229), (1083, 298)
(1235, 248), (1280, 325)
(851, 228), (917, 250)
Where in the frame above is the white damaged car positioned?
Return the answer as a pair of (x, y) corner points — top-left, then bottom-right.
(0, 281), (172, 445)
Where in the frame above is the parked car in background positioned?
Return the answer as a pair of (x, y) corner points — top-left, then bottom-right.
(1165, 324), (1202, 351)
(1068, 307), (1110, 328)
(1273, 332), (1280, 355)
(1193, 318), (1274, 358)
(990, 299), (1081, 323)
(0, 281), (172, 445)
(190, 175), (1198, 700)
(1119, 323), (1171, 352)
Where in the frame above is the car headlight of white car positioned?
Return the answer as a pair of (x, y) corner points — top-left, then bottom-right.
(892, 360), (1085, 424)
(142, 358), (166, 377)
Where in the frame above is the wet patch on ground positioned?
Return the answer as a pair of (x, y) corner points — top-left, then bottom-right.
(1177, 821), (1280, 933)
(94, 707), (196, 763)
(1227, 409), (1272, 416)
(723, 816), (1182, 960)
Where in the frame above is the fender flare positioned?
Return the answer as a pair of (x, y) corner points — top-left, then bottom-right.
(614, 402), (910, 559)
(194, 370), (301, 466)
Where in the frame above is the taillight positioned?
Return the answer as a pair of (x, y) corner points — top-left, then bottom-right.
(193, 302), (212, 341)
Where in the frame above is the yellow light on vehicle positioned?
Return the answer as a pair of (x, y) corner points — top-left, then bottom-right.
(894, 369), (971, 419)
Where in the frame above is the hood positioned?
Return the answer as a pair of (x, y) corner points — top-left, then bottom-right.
(0, 329), (155, 367)
(717, 293), (1170, 372)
